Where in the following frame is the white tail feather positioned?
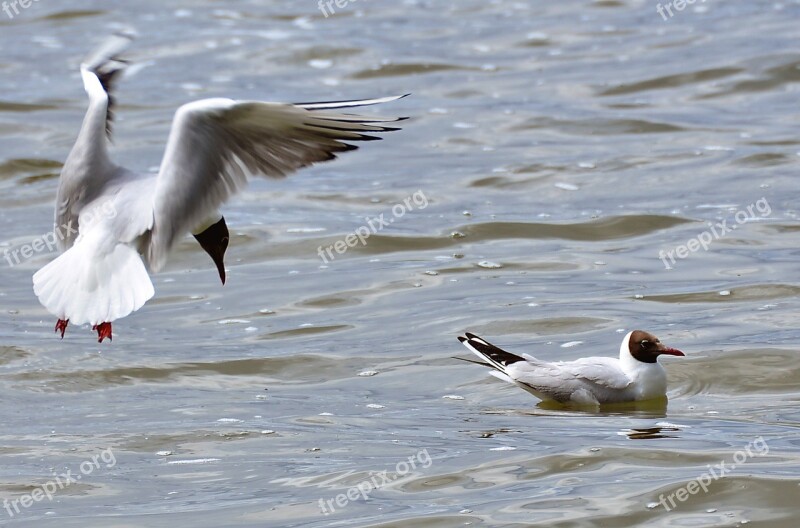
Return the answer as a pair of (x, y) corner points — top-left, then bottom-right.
(33, 229), (154, 326)
(460, 338), (508, 374)
(295, 94), (408, 110)
(488, 370), (515, 384)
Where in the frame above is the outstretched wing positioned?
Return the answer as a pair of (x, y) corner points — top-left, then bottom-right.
(56, 32), (134, 251)
(146, 96), (407, 271)
(80, 30), (134, 137)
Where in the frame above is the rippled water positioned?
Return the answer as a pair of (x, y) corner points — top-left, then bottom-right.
(1, 1), (800, 526)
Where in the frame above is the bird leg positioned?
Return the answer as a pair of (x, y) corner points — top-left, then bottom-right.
(92, 322), (113, 343)
(55, 319), (69, 339)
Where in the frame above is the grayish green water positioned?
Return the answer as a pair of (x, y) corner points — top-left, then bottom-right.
(1, 1), (800, 526)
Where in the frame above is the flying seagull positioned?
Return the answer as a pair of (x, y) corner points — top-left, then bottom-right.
(33, 33), (407, 342)
(458, 330), (685, 404)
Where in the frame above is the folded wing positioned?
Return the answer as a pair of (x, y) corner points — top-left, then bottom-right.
(510, 357), (632, 402)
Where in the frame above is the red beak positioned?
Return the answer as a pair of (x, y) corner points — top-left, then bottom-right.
(658, 346), (685, 357)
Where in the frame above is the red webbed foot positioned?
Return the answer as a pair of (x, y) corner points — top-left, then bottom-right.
(92, 322), (113, 343)
(55, 319), (69, 339)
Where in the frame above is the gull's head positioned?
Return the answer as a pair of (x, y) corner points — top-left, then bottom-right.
(622, 330), (685, 364)
(192, 215), (229, 285)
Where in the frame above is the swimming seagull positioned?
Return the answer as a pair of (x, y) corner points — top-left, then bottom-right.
(33, 33), (407, 342)
(457, 330), (685, 404)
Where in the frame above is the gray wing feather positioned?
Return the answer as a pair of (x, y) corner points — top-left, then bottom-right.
(55, 33), (135, 251)
(146, 97), (405, 270)
(560, 358), (633, 390)
(509, 357), (631, 402)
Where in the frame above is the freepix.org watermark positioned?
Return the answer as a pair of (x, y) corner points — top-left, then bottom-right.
(317, 0), (368, 18)
(658, 197), (771, 270)
(657, 436), (769, 511)
(656, 0), (710, 22)
(2, 0), (42, 20)
(3, 447), (116, 518)
(3, 200), (117, 268)
(317, 190), (429, 264)
(318, 448), (432, 515)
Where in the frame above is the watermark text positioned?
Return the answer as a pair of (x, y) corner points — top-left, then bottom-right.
(318, 0), (369, 18)
(659, 197), (771, 270)
(2, 0), (43, 20)
(3, 447), (116, 518)
(657, 436), (768, 511)
(3, 200), (117, 268)
(317, 190), (428, 264)
(657, 0), (710, 22)
(318, 448), (432, 514)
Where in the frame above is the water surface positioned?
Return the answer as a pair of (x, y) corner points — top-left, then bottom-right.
(1, 1), (799, 526)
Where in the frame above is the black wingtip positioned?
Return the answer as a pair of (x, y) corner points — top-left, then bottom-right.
(86, 33), (135, 139)
(461, 333), (525, 367)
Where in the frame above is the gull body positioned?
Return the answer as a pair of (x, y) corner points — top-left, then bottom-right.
(458, 330), (685, 404)
(33, 34), (406, 342)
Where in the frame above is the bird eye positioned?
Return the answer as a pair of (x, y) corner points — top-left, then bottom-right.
(640, 340), (649, 349)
